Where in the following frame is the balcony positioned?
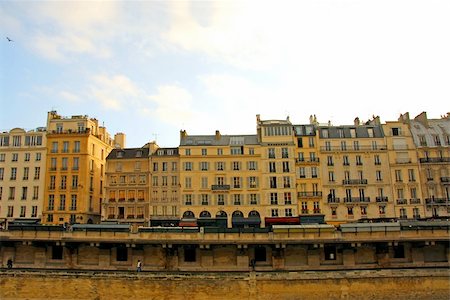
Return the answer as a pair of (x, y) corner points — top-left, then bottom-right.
(342, 179), (368, 185)
(296, 158), (320, 163)
(118, 198), (125, 202)
(313, 209), (321, 214)
(396, 199), (407, 205)
(109, 198), (116, 202)
(327, 197), (340, 204)
(425, 198), (450, 206)
(376, 196), (388, 202)
(298, 191), (323, 198)
(441, 177), (450, 183)
(301, 209), (309, 214)
(409, 198), (421, 204)
(138, 198), (145, 202)
(419, 157), (450, 163)
(344, 197), (370, 203)
(211, 185), (231, 191)
(320, 145), (387, 152)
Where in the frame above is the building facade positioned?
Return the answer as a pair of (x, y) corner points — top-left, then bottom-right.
(0, 127), (47, 225)
(42, 111), (124, 225)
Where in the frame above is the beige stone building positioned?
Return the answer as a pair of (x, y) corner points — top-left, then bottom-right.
(103, 146), (151, 225)
(406, 112), (450, 218)
(149, 146), (180, 226)
(316, 117), (395, 223)
(42, 111), (124, 225)
(294, 122), (323, 218)
(0, 127), (47, 225)
(383, 115), (425, 220)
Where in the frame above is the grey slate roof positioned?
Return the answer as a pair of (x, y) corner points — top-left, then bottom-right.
(106, 147), (150, 160)
(180, 135), (259, 146)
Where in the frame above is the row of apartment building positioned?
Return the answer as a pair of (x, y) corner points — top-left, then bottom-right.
(0, 111), (449, 227)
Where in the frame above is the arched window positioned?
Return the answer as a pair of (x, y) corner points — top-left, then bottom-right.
(232, 210), (244, 218)
(248, 210), (260, 218)
(216, 211), (228, 218)
(199, 211), (211, 218)
(182, 211), (195, 219)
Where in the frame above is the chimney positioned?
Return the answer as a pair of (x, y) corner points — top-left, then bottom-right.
(354, 117), (360, 126)
(180, 130), (187, 140)
(215, 130), (221, 140)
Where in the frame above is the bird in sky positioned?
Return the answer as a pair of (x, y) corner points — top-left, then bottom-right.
(6, 37), (13, 42)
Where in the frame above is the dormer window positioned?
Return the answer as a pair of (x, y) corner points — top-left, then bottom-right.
(117, 151), (124, 158)
(136, 150), (142, 157)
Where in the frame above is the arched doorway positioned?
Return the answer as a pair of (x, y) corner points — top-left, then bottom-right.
(231, 211), (244, 228)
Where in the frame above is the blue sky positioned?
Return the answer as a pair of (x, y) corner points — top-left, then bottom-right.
(1, 1), (449, 148)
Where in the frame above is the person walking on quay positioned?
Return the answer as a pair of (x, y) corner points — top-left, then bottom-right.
(136, 260), (142, 272)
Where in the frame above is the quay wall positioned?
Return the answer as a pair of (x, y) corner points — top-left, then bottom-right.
(0, 269), (449, 300)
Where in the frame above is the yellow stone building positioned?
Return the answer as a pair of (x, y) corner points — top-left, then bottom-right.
(42, 111), (124, 225)
(0, 127), (47, 225)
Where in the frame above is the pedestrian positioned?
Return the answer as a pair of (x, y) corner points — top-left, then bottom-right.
(136, 260), (142, 272)
(7, 259), (13, 269)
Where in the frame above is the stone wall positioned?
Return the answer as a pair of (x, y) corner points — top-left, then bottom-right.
(0, 269), (449, 300)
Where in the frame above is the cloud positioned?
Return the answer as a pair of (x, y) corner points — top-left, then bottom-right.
(148, 85), (197, 126)
(59, 91), (81, 103)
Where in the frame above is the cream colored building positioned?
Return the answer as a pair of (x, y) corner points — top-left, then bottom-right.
(317, 117), (395, 223)
(294, 123), (322, 217)
(0, 127), (47, 224)
(383, 115), (424, 220)
(103, 146), (151, 226)
(179, 129), (263, 227)
(149, 146), (180, 226)
(42, 111), (124, 225)
(406, 112), (450, 218)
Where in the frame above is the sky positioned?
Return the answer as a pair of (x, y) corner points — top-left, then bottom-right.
(1, 1), (449, 148)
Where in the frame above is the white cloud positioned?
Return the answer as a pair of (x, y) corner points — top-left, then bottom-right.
(59, 91), (81, 103)
(148, 85), (197, 126)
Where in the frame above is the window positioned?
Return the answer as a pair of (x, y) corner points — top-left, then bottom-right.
(232, 161), (240, 171)
(0, 168), (3, 180)
(233, 177), (241, 188)
(268, 148), (275, 159)
(343, 156), (349, 166)
(283, 161), (290, 172)
(328, 171), (335, 182)
(395, 170), (402, 182)
(184, 194), (192, 205)
(201, 177), (208, 189)
(249, 148), (255, 155)
(184, 246), (196, 262)
(33, 186), (38, 200)
(283, 176), (291, 188)
(12, 153), (18, 162)
(71, 195), (77, 210)
(270, 176), (277, 188)
(248, 161), (257, 170)
(356, 155), (362, 165)
(281, 148), (289, 158)
(34, 167), (40, 180)
(51, 142), (58, 153)
(271, 209), (279, 217)
(297, 138), (303, 148)
(308, 137), (315, 147)
(184, 162), (192, 171)
(233, 194), (241, 205)
(327, 156), (334, 166)
(0, 153), (5, 162)
(374, 155), (381, 165)
(24, 153), (30, 161)
(216, 162), (225, 171)
(63, 141), (69, 153)
(153, 162), (158, 171)
(340, 141), (347, 150)
(217, 194), (225, 205)
(376, 170), (382, 181)
(284, 192), (292, 205)
(231, 147), (243, 155)
(249, 194), (258, 205)
(185, 149), (191, 156)
(379, 206), (386, 215)
(162, 162), (168, 171)
(10, 167), (17, 180)
(269, 162), (276, 172)
(270, 193), (278, 205)
(48, 195), (55, 210)
(200, 162), (209, 171)
(31, 206), (37, 218)
(311, 167), (318, 178)
(392, 128), (400, 136)
(408, 169), (415, 182)
(152, 176), (158, 187)
(21, 187), (27, 200)
(74, 141), (80, 153)
(59, 195), (66, 210)
(325, 245), (337, 260)
(51, 158), (57, 170)
(285, 208), (293, 217)
(7, 206), (14, 217)
(162, 176), (168, 186)
(61, 157), (68, 170)
(299, 167), (306, 178)
(325, 141), (331, 151)
(12, 136), (21, 147)
(19, 206), (26, 217)
(201, 194), (209, 205)
(248, 176), (258, 188)
(347, 207), (353, 216)
(217, 148), (223, 155)
(185, 177), (192, 188)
